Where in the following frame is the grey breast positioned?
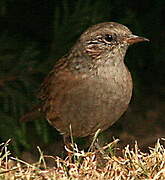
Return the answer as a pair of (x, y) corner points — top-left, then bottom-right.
(59, 62), (132, 137)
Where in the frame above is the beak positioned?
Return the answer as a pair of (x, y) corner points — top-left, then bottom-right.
(126, 35), (149, 45)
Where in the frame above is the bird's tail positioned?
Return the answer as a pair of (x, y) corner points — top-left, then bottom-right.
(20, 105), (43, 122)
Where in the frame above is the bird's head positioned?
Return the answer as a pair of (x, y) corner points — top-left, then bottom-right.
(78, 22), (149, 60)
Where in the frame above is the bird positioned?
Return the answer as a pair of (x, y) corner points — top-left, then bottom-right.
(37, 22), (149, 145)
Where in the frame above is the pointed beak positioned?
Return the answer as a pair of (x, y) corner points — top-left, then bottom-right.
(126, 35), (149, 45)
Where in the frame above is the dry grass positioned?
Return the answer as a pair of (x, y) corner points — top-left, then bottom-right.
(0, 139), (165, 180)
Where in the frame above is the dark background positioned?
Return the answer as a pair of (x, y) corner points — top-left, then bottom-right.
(0, 0), (164, 159)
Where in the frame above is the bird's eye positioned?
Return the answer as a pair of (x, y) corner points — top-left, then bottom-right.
(104, 34), (113, 42)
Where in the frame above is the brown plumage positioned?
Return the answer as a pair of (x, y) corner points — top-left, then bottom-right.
(38, 22), (149, 143)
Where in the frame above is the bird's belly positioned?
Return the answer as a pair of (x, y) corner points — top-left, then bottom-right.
(52, 67), (132, 137)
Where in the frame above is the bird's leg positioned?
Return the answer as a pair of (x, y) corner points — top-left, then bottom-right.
(88, 129), (101, 152)
(63, 135), (72, 149)
(63, 135), (73, 160)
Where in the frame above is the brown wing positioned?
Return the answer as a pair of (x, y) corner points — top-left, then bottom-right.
(38, 57), (87, 121)
(38, 56), (68, 101)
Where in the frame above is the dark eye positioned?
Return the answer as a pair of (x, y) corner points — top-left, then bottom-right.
(104, 34), (113, 42)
